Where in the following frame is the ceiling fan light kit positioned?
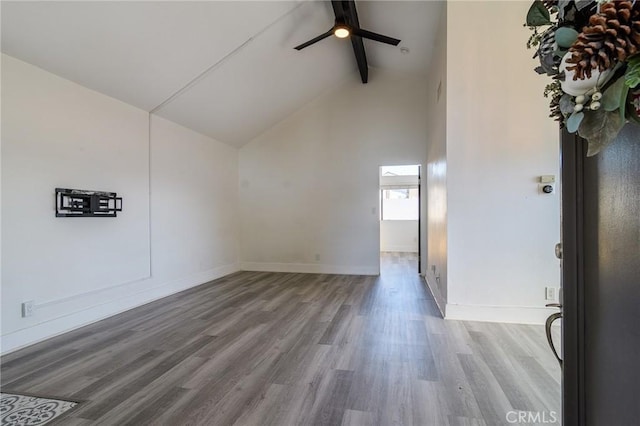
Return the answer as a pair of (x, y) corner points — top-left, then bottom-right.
(334, 26), (350, 38)
(293, 0), (400, 84)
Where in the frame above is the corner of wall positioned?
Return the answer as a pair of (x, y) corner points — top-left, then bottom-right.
(1, 58), (242, 354)
(425, 0), (448, 307)
(424, 272), (446, 317)
(238, 69), (429, 274)
(443, 1), (560, 321)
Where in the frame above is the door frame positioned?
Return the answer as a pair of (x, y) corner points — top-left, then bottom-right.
(560, 129), (586, 426)
(378, 164), (422, 274)
(417, 165), (422, 274)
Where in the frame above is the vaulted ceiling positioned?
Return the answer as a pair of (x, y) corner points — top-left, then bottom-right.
(1, 1), (443, 147)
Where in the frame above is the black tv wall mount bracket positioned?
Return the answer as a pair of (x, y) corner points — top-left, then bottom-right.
(55, 188), (122, 217)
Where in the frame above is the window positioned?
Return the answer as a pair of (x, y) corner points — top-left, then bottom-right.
(381, 186), (419, 220)
(381, 165), (420, 176)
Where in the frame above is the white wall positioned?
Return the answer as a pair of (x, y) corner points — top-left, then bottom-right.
(239, 69), (428, 275)
(1, 55), (239, 353)
(380, 221), (418, 252)
(424, 3), (448, 313)
(1, 54), (151, 348)
(445, 2), (561, 324)
(150, 115), (239, 283)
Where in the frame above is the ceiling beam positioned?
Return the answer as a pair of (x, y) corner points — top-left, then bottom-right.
(343, 0), (368, 83)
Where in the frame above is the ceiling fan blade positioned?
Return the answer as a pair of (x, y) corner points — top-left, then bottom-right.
(351, 28), (401, 46)
(294, 29), (334, 50)
(350, 33), (368, 84)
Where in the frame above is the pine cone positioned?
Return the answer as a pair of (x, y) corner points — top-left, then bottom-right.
(566, 1), (640, 80)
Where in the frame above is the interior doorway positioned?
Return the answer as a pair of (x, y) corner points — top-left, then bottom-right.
(379, 164), (421, 274)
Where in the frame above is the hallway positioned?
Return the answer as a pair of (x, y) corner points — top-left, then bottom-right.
(1, 254), (560, 425)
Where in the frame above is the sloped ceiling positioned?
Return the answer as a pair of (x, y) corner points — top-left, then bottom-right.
(1, 1), (443, 147)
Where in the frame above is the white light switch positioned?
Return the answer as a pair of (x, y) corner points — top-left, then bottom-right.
(539, 175), (556, 183)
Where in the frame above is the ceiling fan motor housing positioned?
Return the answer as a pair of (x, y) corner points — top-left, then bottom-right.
(293, 0), (401, 83)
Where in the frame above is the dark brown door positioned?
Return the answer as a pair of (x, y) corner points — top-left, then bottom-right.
(561, 125), (640, 425)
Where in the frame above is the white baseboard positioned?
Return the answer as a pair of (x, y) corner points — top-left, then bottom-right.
(0, 263), (239, 355)
(445, 303), (558, 325)
(380, 246), (418, 253)
(239, 262), (378, 276)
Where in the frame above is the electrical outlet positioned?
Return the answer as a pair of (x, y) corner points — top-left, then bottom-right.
(315, 254), (320, 262)
(22, 300), (35, 317)
(545, 287), (555, 301)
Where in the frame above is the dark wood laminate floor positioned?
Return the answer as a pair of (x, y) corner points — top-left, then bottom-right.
(1, 253), (561, 425)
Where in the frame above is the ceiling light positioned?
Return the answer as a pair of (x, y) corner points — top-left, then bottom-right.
(334, 26), (350, 38)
